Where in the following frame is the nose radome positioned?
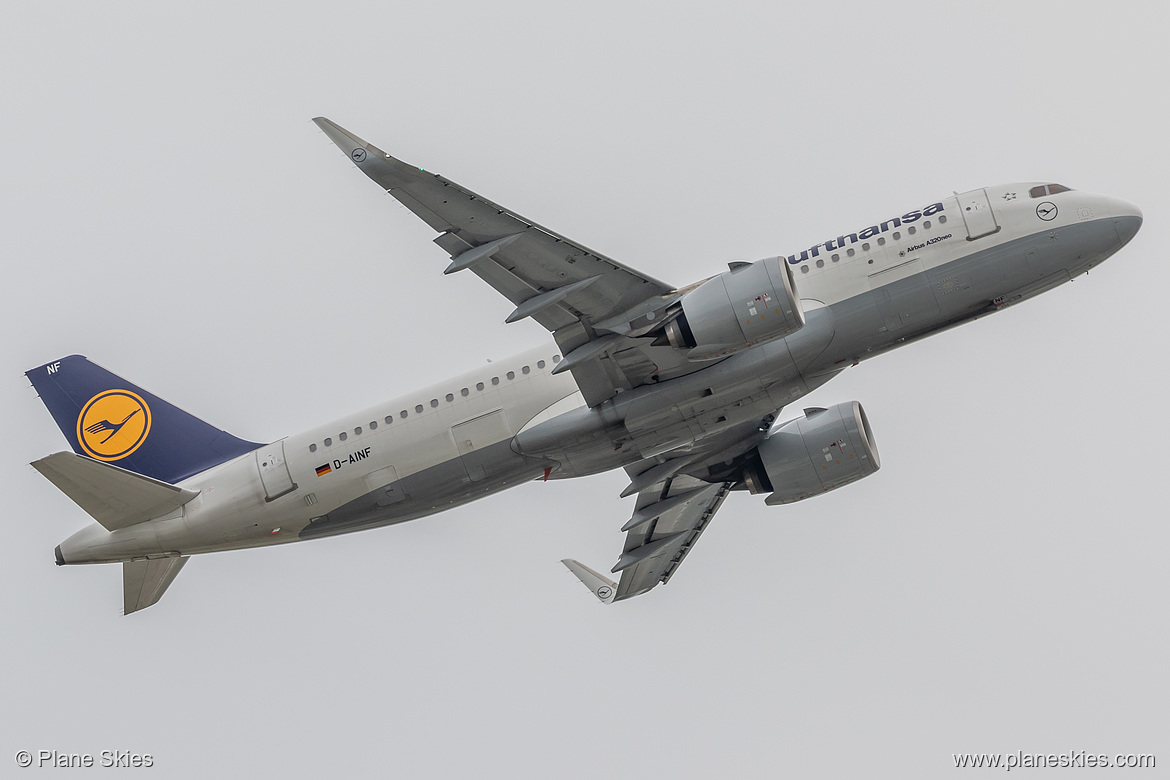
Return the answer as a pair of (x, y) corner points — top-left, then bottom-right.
(1109, 197), (1142, 246)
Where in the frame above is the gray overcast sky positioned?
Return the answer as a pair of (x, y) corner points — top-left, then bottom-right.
(3, 2), (1166, 777)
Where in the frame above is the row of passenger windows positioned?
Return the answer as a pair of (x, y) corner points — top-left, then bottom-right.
(307, 355), (561, 453)
(799, 214), (949, 273)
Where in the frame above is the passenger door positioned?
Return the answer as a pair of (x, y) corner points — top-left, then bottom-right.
(255, 441), (297, 501)
(956, 188), (1000, 240)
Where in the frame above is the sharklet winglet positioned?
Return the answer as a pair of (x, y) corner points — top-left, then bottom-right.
(561, 559), (617, 604)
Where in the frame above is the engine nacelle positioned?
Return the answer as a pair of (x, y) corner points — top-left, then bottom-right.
(753, 401), (880, 505)
(655, 257), (804, 360)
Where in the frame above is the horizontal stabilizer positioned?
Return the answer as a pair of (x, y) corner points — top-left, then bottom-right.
(32, 452), (198, 532)
(124, 557), (188, 615)
(561, 559), (617, 603)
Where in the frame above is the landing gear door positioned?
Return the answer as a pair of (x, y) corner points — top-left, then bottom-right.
(256, 441), (297, 501)
(957, 188), (1000, 240)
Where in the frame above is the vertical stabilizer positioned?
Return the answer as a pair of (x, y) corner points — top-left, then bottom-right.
(27, 356), (260, 484)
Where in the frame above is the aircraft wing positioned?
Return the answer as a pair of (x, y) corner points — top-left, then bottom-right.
(314, 117), (698, 407)
(563, 475), (734, 602)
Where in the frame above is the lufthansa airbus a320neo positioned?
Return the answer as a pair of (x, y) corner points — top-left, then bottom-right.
(27, 118), (1142, 613)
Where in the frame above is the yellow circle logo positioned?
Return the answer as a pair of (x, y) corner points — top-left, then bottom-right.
(76, 390), (152, 461)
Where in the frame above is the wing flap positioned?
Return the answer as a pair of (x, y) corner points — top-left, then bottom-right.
(32, 452), (199, 532)
(313, 117), (688, 406)
(614, 477), (732, 601)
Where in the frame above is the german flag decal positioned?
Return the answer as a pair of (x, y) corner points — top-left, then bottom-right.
(315, 463), (332, 477)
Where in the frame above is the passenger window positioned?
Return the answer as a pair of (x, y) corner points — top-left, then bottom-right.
(800, 265), (809, 273)
(537, 360), (545, 369)
(831, 254), (839, 262)
(445, 393), (454, 402)
(877, 237), (886, 246)
(461, 388), (469, 397)
(324, 437), (332, 446)
(862, 242), (870, 251)
(385, 416), (393, 425)
(476, 382), (485, 391)
(430, 399), (439, 408)
(923, 220), (931, 229)
(400, 410), (408, 419)
(354, 426), (362, 435)
(506, 371), (515, 380)
(847, 248), (855, 257)
(309, 443), (317, 453)
(492, 377), (499, 385)
(339, 432), (347, 442)
(522, 366), (530, 375)
(892, 231), (900, 240)
(908, 226), (916, 235)
(552, 355), (561, 363)
(939, 215), (947, 224)
(415, 404), (423, 414)
(369, 421), (377, 430)
(816, 259), (824, 268)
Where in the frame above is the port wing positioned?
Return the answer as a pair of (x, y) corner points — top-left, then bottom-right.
(563, 475), (733, 603)
(313, 117), (702, 407)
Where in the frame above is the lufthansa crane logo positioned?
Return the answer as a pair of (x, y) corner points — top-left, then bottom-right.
(1036, 201), (1058, 221)
(76, 390), (151, 461)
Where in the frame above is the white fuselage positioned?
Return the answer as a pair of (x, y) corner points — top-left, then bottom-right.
(57, 183), (1141, 565)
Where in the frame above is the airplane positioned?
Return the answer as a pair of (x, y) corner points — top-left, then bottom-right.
(27, 117), (1142, 614)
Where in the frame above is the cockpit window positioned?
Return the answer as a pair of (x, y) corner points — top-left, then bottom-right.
(1030, 183), (1072, 198)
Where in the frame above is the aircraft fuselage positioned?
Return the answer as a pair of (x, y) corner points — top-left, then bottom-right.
(55, 183), (1141, 566)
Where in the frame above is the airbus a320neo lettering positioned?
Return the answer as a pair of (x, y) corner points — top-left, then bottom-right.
(28, 118), (1142, 613)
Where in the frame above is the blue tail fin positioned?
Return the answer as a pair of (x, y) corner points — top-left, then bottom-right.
(27, 355), (261, 484)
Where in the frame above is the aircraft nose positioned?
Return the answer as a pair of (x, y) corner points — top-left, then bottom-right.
(1108, 197), (1142, 246)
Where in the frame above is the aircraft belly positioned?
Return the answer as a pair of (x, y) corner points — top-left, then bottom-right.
(133, 219), (1126, 559)
(297, 438), (547, 540)
(801, 218), (1122, 374)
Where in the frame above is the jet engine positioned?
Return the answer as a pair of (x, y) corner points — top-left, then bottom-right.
(743, 401), (880, 505)
(653, 257), (804, 360)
